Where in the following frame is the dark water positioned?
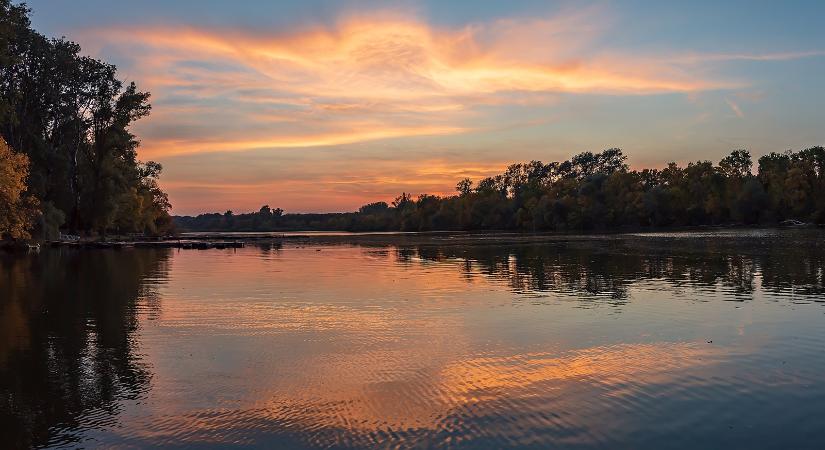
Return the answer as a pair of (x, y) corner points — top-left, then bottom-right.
(1, 230), (824, 449)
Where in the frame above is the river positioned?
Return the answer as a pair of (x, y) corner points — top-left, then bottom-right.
(1, 230), (824, 448)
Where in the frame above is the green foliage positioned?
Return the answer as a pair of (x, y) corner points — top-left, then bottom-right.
(176, 147), (825, 233)
(34, 201), (65, 240)
(0, 1), (171, 238)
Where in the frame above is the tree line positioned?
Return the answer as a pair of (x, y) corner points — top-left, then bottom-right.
(0, 1), (171, 240)
(177, 146), (825, 232)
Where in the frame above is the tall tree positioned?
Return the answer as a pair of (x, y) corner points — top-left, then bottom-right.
(0, 1), (171, 237)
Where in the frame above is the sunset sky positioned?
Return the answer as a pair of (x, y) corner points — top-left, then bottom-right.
(27, 0), (825, 215)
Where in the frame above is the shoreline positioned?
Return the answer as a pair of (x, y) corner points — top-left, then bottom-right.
(4, 224), (822, 252)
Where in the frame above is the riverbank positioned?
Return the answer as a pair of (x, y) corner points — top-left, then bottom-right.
(45, 239), (246, 250)
(3, 223), (821, 253)
(2, 237), (245, 252)
(175, 223), (823, 245)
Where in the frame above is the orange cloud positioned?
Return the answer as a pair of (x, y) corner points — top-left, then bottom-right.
(140, 124), (469, 157)
(79, 10), (735, 158)
(94, 17), (725, 98)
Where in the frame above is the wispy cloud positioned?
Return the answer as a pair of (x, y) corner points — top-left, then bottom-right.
(80, 8), (737, 159)
(725, 97), (744, 118)
(675, 50), (825, 64)
(140, 124), (469, 156)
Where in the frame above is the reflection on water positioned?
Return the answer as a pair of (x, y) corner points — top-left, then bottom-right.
(0, 249), (170, 448)
(403, 232), (825, 302)
(1, 230), (824, 449)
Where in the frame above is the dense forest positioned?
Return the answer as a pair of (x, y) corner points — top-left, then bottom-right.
(177, 146), (825, 233)
(0, 1), (171, 240)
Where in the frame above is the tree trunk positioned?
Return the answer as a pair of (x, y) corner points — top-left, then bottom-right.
(69, 140), (80, 233)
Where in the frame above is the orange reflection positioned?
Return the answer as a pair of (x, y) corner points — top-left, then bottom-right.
(122, 246), (727, 446)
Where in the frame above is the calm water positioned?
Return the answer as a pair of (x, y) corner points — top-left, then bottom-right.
(2, 230), (824, 449)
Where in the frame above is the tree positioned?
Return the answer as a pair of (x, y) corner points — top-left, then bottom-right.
(392, 192), (414, 209)
(758, 152), (792, 220)
(596, 148), (629, 175)
(0, 137), (38, 238)
(0, 1), (171, 237)
(359, 202), (389, 214)
(456, 178), (472, 196)
(719, 150), (752, 178)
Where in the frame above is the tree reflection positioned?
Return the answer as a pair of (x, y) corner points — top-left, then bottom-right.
(0, 248), (170, 448)
(397, 233), (825, 302)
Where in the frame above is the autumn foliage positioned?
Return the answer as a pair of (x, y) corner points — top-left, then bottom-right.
(0, 138), (37, 238)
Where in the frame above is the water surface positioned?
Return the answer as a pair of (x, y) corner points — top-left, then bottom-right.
(2, 230), (824, 449)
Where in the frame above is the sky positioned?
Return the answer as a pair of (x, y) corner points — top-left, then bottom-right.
(26, 0), (825, 215)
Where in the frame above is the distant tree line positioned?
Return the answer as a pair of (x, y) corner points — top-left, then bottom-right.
(0, 1), (171, 240)
(176, 146), (825, 232)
